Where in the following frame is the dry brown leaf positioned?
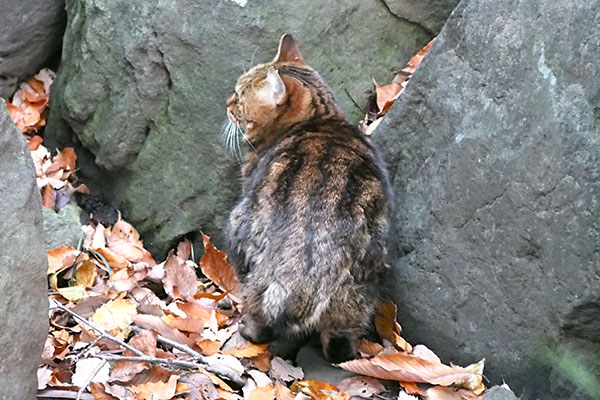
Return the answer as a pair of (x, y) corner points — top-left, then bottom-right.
(359, 339), (384, 357)
(251, 349), (272, 372)
(110, 330), (158, 383)
(176, 299), (213, 322)
(47, 246), (81, 274)
(42, 184), (56, 209)
(222, 342), (268, 358)
(338, 351), (483, 388)
(95, 247), (130, 270)
(129, 374), (179, 400)
(337, 376), (386, 398)
(291, 380), (347, 400)
(274, 380), (296, 400)
(165, 316), (204, 333)
(200, 233), (239, 293)
(133, 314), (194, 346)
(28, 135), (43, 150)
(375, 301), (413, 353)
(400, 381), (425, 396)
(248, 384), (275, 400)
(198, 339), (223, 356)
(162, 251), (200, 299)
(179, 373), (219, 400)
(89, 382), (120, 400)
(270, 357), (304, 382)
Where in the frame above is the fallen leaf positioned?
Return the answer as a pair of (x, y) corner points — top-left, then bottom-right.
(129, 374), (179, 400)
(47, 246), (81, 274)
(133, 314), (194, 346)
(248, 384), (275, 400)
(89, 382), (120, 400)
(72, 357), (110, 387)
(337, 376), (386, 398)
(359, 339), (384, 357)
(223, 342), (268, 358)
(291, 380), (347, 400)
(91, 299), (138, 340)
(76, 260), (98, 288)
(162, 251), (200, 299)
(198, 339), (223, 356)
(376, 301), (413, 353)
(200, 233), (239, 293)
(28, 135), (43, 150)
(274, 380), (296, 400)
(180, 373), (219, 400)
(110, 330), (158, 382)
(57, 285), (86, 302)
(251, 350), (272, 372)
(338, 352), (483, 388)
(269, 357), (304, 382)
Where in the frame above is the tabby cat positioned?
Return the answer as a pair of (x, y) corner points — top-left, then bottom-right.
(225, 34), (392, 363)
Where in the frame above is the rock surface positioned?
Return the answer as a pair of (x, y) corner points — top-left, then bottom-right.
(0, 1), (66, 97)
(0, 99), (48, 399)
(46, 0), (433, 255)
(383, 0), (461, 33)
(373, 0), (600, 398)
(43, 203), (84, 251)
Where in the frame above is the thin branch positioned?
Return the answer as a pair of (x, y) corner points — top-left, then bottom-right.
(37, 389), (94, 399)
(92, 353), (246, 387)
(344, 88), (365, 114)
(51, 299), (246, 388)
(49, 299), (144, 357)
(76, 359), (108, 400)
(131, 325), (208, 363)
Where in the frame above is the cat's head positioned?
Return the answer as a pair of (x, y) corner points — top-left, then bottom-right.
(225, 34), (340, 149)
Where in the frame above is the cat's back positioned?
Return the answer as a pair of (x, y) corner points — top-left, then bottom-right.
(232, 119), (390, 276)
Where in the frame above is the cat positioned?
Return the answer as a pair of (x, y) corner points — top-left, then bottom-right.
(224, 34), (392, 363)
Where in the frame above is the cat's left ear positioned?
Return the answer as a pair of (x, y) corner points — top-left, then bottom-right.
(263, 67), (287, 106)
(273, 33), (306, 65)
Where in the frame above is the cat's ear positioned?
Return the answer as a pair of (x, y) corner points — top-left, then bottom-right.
(273, 33), (306, 65)
(264, 67), (287, 106)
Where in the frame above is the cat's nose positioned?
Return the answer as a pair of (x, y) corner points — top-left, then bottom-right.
(226, 94), (237, 106)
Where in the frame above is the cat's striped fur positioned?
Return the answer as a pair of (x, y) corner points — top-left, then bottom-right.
(225, 34), (392, 362)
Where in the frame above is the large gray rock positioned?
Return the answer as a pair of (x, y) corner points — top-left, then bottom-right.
(0, 1), (66, 97)
(43, 203), (84, 251)
(383, 0), (460, 33)
(46, 0), (432, 255)
(0, 99), (49, 399)
(373, 0), (600, 398)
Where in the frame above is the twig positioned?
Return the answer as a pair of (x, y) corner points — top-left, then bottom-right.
(92, 354), (246, 387)
(344, 88), (365, 114)
(51, 300), (246, 387)
(131, 325), (208, 363)
(76, 359), (108, 400)
(50, 299), (144, 357)
(37, 389), (94, 399)
(130, 326), (245, 386)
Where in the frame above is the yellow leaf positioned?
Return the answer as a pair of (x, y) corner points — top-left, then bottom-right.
(91, 299), (137, 340)
(57, 285), (86, 301)
(76, 260), (98, 288)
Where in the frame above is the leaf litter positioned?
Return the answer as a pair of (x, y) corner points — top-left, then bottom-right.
(6, 54), (494, 400)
